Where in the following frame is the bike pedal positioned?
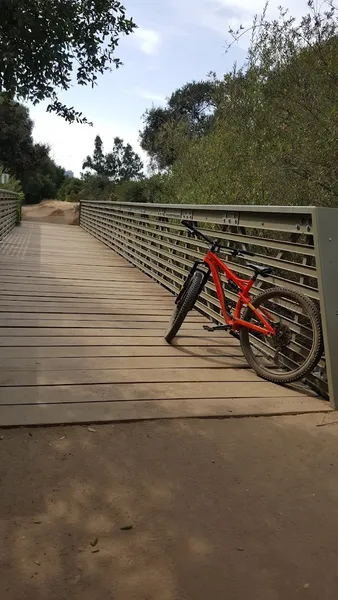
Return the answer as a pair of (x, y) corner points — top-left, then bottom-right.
(203, 324), (229, 332)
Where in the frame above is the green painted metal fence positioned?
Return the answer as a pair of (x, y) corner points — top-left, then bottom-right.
(0, 189), (19, 241)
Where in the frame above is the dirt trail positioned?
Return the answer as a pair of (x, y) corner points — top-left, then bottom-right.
(22, 200), (79, 225)
(1, 413), (338, 600)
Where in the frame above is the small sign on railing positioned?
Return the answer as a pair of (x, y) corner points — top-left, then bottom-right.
(1, 173), (10, 185)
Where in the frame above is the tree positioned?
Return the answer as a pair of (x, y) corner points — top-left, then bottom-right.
(106, 137), (144, 182)
(0, 95), (66, 203)
(245, 1), (338, 203)
(58, 177), (84, 202)
(140, 80), (217, 169)
(83, 135), (144, 182)
(0, 165), (21, 193)
(82, 135), (106, 176)
(139, 106), (173, 170)
(219, 0), (338, 205)
(168, 81), (216, 133)
(0, 96), (35, 180)
(20, 143), (66, 204)
(0, 0), (136, 123)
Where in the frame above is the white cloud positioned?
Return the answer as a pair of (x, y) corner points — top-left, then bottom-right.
(171, 0), (312, 38)
(135, 28), (161, 55)
(139, 90), (166, 103)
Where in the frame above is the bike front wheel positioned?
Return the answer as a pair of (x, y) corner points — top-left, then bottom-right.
(165, 270), (204, 344)
(239, 287), (323, 384)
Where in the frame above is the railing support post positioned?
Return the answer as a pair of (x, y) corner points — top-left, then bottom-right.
(78, 200), (82, 227)
(313, 207), (338, 409)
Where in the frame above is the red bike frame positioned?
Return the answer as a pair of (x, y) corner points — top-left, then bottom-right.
(204, 250), (276, 336)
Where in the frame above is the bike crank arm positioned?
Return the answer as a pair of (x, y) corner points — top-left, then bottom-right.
(203, 324), (230, 332)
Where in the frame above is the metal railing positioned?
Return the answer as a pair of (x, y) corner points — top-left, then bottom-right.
(80, 200), (338, 408)
(0, 189), (19, 241)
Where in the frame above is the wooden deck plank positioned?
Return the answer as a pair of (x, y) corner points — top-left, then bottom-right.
(0, 345), (237, 359)
(0, 335), (239, 347)
(0, 355), (248, 371)
(0, 319), (206, 329)
(0, 313), (202, 322)
(0, 297), (173, 306)
(0, 397), (330, 427)
(0, 381), (313, 405)
(0, 222), (329, 426)
(0, 367), (262, 387)
(0, 285), (169, 294)
(0, 306), (174, 314)
(0, 327), (224, 337)
(0, 290), (168, 298)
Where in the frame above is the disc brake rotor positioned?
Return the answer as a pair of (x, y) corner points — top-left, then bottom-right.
(270, 322), (292, 349)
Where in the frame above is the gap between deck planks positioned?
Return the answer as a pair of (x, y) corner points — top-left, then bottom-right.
(0, 222), (331, 426)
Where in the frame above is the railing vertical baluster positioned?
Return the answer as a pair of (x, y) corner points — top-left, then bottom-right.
(0, 189), (19, 241)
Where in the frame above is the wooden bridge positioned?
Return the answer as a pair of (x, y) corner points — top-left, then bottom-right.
(0, 191), (335, 426)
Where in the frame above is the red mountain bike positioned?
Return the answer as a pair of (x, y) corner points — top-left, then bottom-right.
(165, 221), (323, 384)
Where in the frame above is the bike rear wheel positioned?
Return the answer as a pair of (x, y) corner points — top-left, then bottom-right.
(165, 271), (204, 344)
(239, 287), (323, 383)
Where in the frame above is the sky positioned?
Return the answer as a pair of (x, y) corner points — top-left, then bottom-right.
(28, 0), (312, 176)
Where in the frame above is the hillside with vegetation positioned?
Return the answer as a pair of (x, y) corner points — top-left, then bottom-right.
(1, 2), (337, 209)
(124, 0), (338, 207)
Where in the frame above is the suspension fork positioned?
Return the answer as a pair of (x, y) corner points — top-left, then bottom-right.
(175, 261), (210, 305)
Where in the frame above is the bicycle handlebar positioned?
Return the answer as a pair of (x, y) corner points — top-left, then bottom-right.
(181, 220), (255, 257)
(181, 220), (213, 244)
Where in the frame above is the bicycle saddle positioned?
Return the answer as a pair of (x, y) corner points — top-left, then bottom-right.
(247, 263), (273, 278)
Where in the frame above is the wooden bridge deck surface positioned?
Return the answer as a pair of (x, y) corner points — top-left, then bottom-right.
(0, 222), (330, 427)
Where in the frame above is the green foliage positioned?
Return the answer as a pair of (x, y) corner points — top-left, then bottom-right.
(140, 1), (338, 208)
(141, 174), (174, 203)
(83, 135), (144, 181)
(243, 1), (338, 205)
(58, 177), (84, 202)
(113, 180), (146, 203)
(0, 96), (66, 203)
(140, 107), (172, 170)
(113, 174), (172, 203)
(0, 96), (34, 180)
(0, 165), (21, 193)
(82, 136), (106, 176)
(0, 0), (136, 124)
(79, 173), (115, 201)
(168, 80), (216, 133)
(140, 80), (217, 169)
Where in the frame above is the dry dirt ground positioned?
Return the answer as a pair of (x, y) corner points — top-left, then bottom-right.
(22, 200), (79, 225)
(1, 413), (338, 600)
